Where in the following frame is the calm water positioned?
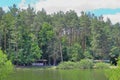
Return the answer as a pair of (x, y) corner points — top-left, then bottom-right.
(6, 68), (108, 80)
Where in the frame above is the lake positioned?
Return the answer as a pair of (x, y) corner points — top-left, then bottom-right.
(6, 68), (108, 80)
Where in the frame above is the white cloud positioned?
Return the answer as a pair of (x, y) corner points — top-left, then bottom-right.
(2, 6), (9, 12)
(103, 13), (120, 24)
(34, 0), (120, 14)
(17, 0), (120, 23)
(34, 0), (120, 23)
(18, 0), (28, 9)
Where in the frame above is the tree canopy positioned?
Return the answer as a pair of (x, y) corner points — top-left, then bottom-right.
(0, 4), (120, 65)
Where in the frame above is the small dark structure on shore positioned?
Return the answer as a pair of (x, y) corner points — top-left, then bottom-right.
(32, 59), (47, 66)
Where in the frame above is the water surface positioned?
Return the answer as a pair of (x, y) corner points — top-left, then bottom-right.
(6, 68), (107, 80)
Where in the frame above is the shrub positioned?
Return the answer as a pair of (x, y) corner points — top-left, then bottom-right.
(57, 61), (75, 69)
(106, 58), (120, 80)
(106, 68), (120, 80)
(57, 59), (98, 69)
(0, 50), (14, 80)
(79, 59), (94, 69)
(117, 58), (120, 66)
(95, 62), (110, 69)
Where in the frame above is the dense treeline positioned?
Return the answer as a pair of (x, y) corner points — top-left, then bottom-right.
(0, 4), (120, 66)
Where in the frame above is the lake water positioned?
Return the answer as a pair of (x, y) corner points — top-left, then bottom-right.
(6, 68), (108, 80)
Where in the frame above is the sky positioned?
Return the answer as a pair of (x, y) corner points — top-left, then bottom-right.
(0, 0), (120, 24)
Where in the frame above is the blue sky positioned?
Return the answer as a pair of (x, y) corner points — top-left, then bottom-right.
(0, 0), (120, 23)
(0, 0), (39, 6)
(0, 0), (120, 16)
(87, 8), (120, 16)
(0, 0), (39, 8)
(0, 0), (21, 7)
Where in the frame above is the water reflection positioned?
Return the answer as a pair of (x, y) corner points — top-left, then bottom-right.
(6, 69), (107, 80)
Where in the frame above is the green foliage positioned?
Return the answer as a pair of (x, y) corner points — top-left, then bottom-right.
(117, 58), (120, 66)
(39, 23), (54, 46)
(106, 68), (120, 80)
(69, 43), (83, 61)
(38, 22), (55, 60)
(110, 46), (120, 57)
(106, 59), (120, 80)
(79, 59), (94, 69)
(10, 33), (42, 66)
(95, 62), (110, 69)
(84, 49), (93, 59)
(0, 50), (13, 80)
(57, 59), (94, 69)
(0, 4), (120, 66)
(57, 61), (75, 69)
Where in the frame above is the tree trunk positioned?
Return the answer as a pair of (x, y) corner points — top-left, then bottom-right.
(60, 42), (63, 62)
(4, 28), (6, 50)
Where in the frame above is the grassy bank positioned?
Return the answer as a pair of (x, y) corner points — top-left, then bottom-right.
(57, 59), (110, 69)
(14, 59), (111, 70)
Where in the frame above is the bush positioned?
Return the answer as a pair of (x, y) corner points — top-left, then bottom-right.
(79, 59), (94, 69)
(57, 59), (94, 69)
(57, 61), (75, 69)
(95, 62), (110, 69)
(106, 68), (120, 80)
(0, 50), (14, 80)
(117, 58), (120, 66)
(106, 58), (120, 80)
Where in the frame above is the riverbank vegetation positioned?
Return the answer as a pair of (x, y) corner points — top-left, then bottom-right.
(0, 50), (13, 80)
(57, 59), (110, 69)
(106, 59), (120, 80)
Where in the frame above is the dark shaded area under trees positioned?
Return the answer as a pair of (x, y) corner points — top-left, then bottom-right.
(0, 4), (120, 66)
